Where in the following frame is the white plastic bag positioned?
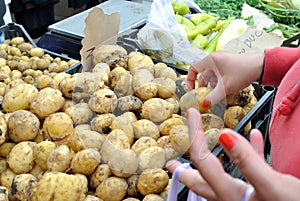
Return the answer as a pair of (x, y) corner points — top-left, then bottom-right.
(137, 0), (207, 65)
(166, 163), (207, 201)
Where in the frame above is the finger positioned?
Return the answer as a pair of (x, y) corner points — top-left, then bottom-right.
(219, 129), (274, 194)
(187, 66), (199, 90)
(203, 81), (226, 106)
(198, 70), (215, 87)
(187, 108), (234, 195)
(249, 129), (265, 159)
(166, 160), (216, 200)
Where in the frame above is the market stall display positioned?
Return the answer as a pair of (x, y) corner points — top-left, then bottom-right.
(0, 25), (277, 200)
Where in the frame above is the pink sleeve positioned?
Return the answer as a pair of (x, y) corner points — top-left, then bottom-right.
(262, 46), (300, 86)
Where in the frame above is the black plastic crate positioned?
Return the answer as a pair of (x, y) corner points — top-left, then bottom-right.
(0, 23), (81, 75)
(0, 23), (37, 47)
(281, 33), (300, 48)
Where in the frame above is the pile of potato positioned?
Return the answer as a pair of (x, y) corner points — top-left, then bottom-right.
(0, 38), (257, 201)
(0, 36), (79, 101)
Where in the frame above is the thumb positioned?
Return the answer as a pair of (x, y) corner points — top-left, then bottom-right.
(203, 82), (226, 106)
(219, 129), (273, 188)
(249, 129), (265, 159)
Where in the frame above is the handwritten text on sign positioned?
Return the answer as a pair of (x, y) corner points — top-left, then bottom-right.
(223, 27), (284, 54)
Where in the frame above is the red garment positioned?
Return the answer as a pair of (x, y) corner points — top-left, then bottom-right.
(263, 46), (300, 178)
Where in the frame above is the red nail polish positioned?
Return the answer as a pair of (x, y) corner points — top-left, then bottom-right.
(219, 132), (237, 150)
(202, 101), (210, 108)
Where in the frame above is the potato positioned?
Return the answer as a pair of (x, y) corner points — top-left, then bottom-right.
(2, 83), (38, 113)
(0, 43), (9, 51)
(116, 95), (143, 113)
(89, 164), (111, 190)
(35, 141), (56, 171)
(10, 37), (24, 46)
(126, 174), (139, 197)
(0, 158), (7, 174)
(137, 168), (169, 195)
(108, 148), (138, 178)
(153, 62), (166, 75)
(205, 128), (221, 151)
(43, 112), (75, 141)
(154, 77), (176, 99)
(92, 44), (127, 66)
(244, 95), (258, 113)
(33, 129), (44, 143)
(95, 176), (128, 201)
(0, 168), (17, 191)
(157, 136), (179, 161)
(88, 88), (118, 114)
(17, 42), (33, 52)
(90, 113), (115, 134)
(138, 146), (166, 171)
(179, 87), (211, 115)
(49, 60), (69, 72)
(224, 106), (246, 129)
(10, 173), (37, 201)
(7, 141), (37, 174)
(29, 47), (44, 57)
(35, 74), (54, 89)
(120, 111), (138, 123)
(0, 142), (16, 157)
(70, 148), (101, 175)
(9, 47), (22, 57)
(74, 129), (106, 152)
(8, 110), (40, 142)
(52, 72), (71, 89)
(4, 79), (24, 93)
(169, 125), (190, 155)
(0, 117), (7, 145)
(62, 98), (75, 111)
(159, 115), (184, 136)
(141, 98), (173, 123)
(133, 69), (157, 101)
(201, 113), (224, 132)
(123, 198), (140, 201)
(133, 119), (160, 140)
(127, 51), (154, 75)
(226, 85), (255, 106)
(100, 129), (130, 164)
(109, 116), (134, 145)
(59, 72), (105, 100)
(166, 97), (180, 114)
(143, 194), (163, 201)
(29, 164), (43, 179)
(131, 136), (158, 155)
(84, 195), (103, 201)
(109, 66), (128, 89)
(90, 63), (110, 86)
(114, 72), (134, 97)
(0, 65), (11, 75)
(10, 70), (22, 80)
(30, 87), (65, 119)
(32, 172), (88, 201)
(65, 102), (94, 125)
(157, 67), (177, 82)
(0, 186), (8, 201)
(47, 145), (71, 172)
(159, 179), (172, 199)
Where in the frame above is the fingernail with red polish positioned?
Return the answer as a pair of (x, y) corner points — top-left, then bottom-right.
(202, 101), (210, 108)
(219, 132), (237, 150)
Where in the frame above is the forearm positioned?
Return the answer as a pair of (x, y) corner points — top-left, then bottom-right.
(262, 46), (300, 86)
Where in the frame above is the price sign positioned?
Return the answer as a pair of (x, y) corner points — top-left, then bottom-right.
(223, 27), (284, 54)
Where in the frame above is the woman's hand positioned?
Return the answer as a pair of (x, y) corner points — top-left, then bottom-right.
(166, 108), (300, 201)
(187, 51), (264, 106)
